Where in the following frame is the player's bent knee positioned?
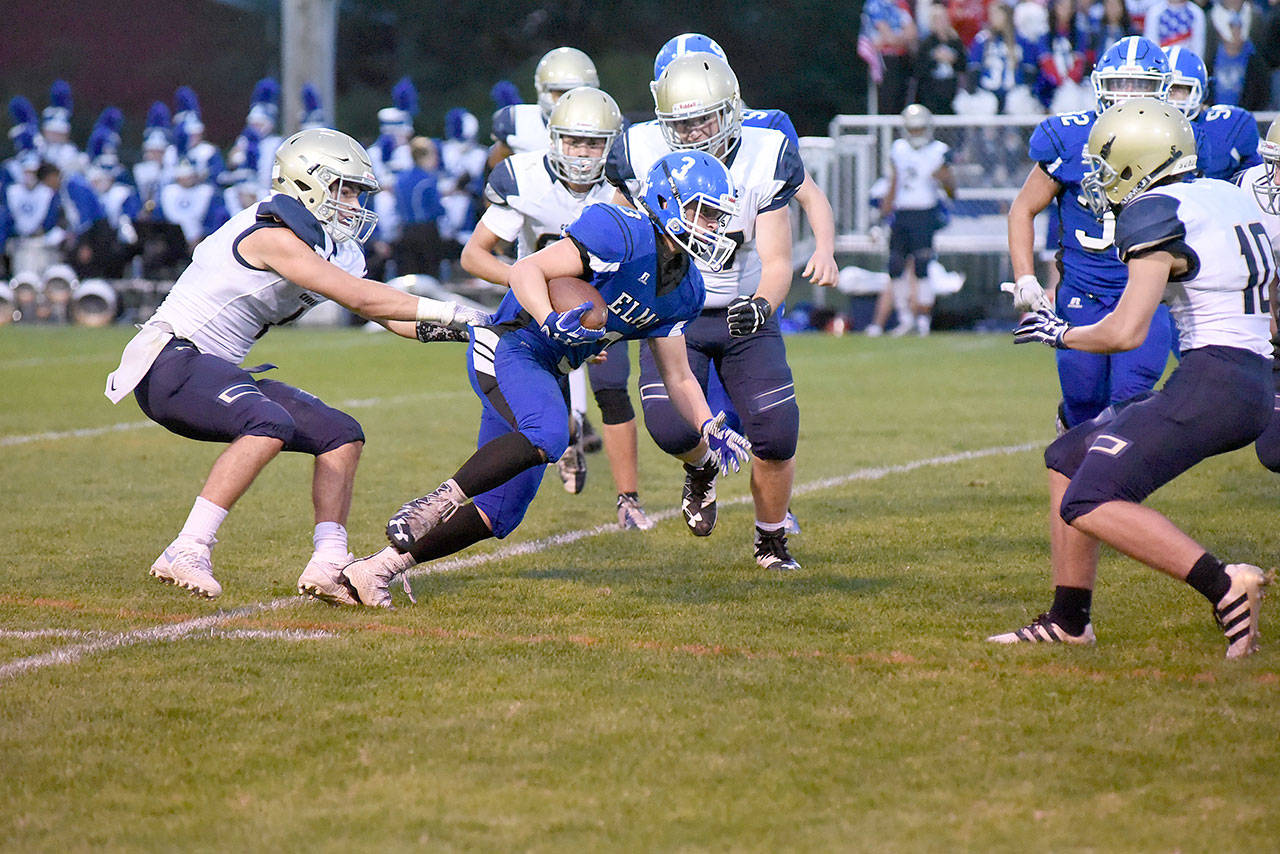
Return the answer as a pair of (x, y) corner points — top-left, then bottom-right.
(593, 388), (634, 425)
(646, 419), (700, 456)
(745, 403), (799, 461)
(1255, 433), (1280, 473)
(240, 399), (297, 446)
(310, 411), (365, 456)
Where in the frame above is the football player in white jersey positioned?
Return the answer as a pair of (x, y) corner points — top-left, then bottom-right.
(606, 52), (807, 571)
(867, 104), (955, 337)
(1236, 118), (1280, 472)
(991, 100), (1274, 658)
(461, 87), (656, 529)
(487, 47), (599, 169)
(104, 129), (488, 603)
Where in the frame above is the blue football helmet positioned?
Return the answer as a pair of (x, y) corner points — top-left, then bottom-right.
(1090, 36), (1171, 111)
(653, 33), (727, 81)
(1164, 46), (1206, 119)
(638, 150), (739, 272)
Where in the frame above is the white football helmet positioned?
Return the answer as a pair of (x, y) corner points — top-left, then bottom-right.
(272, 129), (379, 244)
(1081, 99), (1196, 219)
(547, 87), (622, 185)
(901, 104), (933, 149)
(1254, 118), (1280, 216)
(651, 53), (742, 161)
(534, 47), (599, 118)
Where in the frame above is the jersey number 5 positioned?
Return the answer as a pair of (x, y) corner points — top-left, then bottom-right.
(1235, 222), (1273, 315)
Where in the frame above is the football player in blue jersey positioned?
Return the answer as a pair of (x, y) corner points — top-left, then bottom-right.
(993, 100), (1274, 658)
(340, 151), (752, 608)
(1164, 46), (1262, 182)
(1006, 35), (1177, 431)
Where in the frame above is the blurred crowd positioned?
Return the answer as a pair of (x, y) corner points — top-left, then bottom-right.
(862, 0), (1280, 115)
(1, 76), (494, 321)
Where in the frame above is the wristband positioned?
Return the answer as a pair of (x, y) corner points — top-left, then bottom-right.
(415, 296), (456, 325)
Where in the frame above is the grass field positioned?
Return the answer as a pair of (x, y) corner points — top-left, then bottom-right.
(1, 324), (1277, 852)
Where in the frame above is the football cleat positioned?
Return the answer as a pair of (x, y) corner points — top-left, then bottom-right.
(617, 493), (655, 530)
(783, 509), (801, 536)
(754, 527), (801, 571)
(1215, 563), (1271, 659)
(987, 613), (1096, 645)
(150, 538), (221, 599)
(386, 479), (467, 552)
(298, 552), (358, 606)
(681, 458), (719, 536)
(341, 547), (416, 609)
(556, 414), (587, 494)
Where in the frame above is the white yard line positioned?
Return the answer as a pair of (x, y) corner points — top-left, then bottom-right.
(0, 440), (1042, 682)
(0, 391), (470, 448)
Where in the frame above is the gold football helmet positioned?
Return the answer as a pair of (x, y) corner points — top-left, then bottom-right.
(547, 87), (622, 185)
(901, 103), (933, 149)
(1080, 99), (1196, 220)
(272, 128), (379, 244)
(534, 47), (599, 118)
(650, 52), (742, 161)
(1253, 118), (1280, 216)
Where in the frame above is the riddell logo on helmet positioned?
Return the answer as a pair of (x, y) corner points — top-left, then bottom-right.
(674, 101), (701, 111)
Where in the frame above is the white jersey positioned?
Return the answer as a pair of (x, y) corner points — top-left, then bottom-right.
(1115, 178), (1274, 358)
(5, 182), (56, 236)
(158, 182), (218, 243)
(606, 122), (805, 308)
(149, 194), (366, 365)
(491, 104), (550, 155)
(889, 138), (951, 211)
(480, 151), (615, 259)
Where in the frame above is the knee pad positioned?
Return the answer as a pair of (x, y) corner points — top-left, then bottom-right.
(887, 252), (906, 280)
(743, 396), (799, 461)
(593, 387), (634, 425)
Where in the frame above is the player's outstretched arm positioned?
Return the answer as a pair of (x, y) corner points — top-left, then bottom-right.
(793, 174), (838, 287)
(240, 226), (466, 325)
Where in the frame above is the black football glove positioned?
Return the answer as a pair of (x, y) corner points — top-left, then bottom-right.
(726, 295), (772, 337)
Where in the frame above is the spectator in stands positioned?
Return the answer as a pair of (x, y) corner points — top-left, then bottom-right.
(394, 136), (446, 278)
(437, 108), (486, 277)
(1035, 0), (1094, 112)
(6, 157), (60, 240)
(245, 78), (282, 189)
(865, 0), (919, 114)
(77, 160), (140, 278)
(39, 81), (82, 176)
(916, 4), (968, 113)
(1086, 0), (1136, 58)
(1205, 6), (1272, 108)
(967, 2), (1028, 112)
(1126, 0), (1158, 31)
(134, 104), (174, 210)
(1144, 0), (1206, 55)
(156, 159), (227, 253)
(1261, 0), (1280, 108)
(947, 0), (994, 46)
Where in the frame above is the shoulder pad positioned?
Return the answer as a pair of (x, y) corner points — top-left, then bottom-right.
(604, 133), (635, 195)
(256, 195), (325, 250)
(1115, 193), (1184, 261)
(761, 136), (805, 212)
(565, 203), (646, 265)
(491, 105), (516, 145)
(485, 157), (519, 206)
(743, 108), (800, 149)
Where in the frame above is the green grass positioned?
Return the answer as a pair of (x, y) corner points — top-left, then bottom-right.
(1, 325), (1277, 852)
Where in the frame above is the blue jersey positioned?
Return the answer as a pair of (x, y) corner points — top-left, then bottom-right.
(487, 202), (705, 373)
(1028, 110), (1128, 292)
(741, 107), (800, 150)
(1193, 104), (1262, 182)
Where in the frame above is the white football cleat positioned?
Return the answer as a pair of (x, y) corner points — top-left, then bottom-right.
(342, 547), (416, 609)
(1216, 564), (1271, 660)
(386, 479), (467, 552)
(616, 493), (655, 530)
(298, 553), (358, 606)
(987, 613), (1095, 645)
(150, 539), (221, 599)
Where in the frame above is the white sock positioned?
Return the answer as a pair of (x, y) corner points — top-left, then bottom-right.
(178, 496), (227, 546)
(313, 522), (348, 560)
(692, 448), (714, 468)
(756, 518), (785, 533)
(569, 366), (587, 418)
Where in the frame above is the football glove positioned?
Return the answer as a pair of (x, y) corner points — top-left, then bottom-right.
(1000, 275), (1054, 314)
(726, 295), (772, 337)
(449, 304), (492, 329)
(700, 412), (752, 475)
(1013, 307), (1071, 349)
(541, 302), (606, 347)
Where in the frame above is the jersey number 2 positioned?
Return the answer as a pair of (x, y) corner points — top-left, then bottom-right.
(1235, 222), (1273, 315)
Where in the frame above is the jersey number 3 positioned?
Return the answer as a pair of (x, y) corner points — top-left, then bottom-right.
(1235, 222), (1273, 315)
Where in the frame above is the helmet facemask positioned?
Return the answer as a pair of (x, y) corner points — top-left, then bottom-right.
(1254, 139), (1280, 216)
(313, 168), (379, 244)
(1092, 69), (1169, 110)
(1166, 73), (1203, 118)
(548, 128), (615, 185)
(655, 99), (740, 161)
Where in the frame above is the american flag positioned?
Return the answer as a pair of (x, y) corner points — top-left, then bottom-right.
(858, 12), (885, 85)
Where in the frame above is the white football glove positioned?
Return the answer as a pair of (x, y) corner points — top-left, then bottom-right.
(1013, 307), (1071, 349)
(1000, 275), (1054, 314)
(699, 412), (752, 475)
(447, 303), (491, 330)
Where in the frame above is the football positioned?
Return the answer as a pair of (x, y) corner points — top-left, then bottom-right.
(548, 276), (607, 330)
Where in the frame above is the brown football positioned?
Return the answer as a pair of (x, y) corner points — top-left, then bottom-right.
(547, 277), (607, 329)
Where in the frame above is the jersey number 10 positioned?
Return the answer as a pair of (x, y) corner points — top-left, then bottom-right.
(1235, 222), (1273, 315)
